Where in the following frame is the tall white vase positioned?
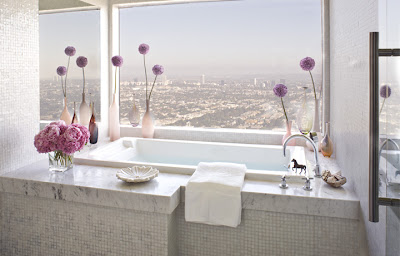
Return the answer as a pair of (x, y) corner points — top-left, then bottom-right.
(109, 93), (120, 141)
(79, 93), (91, 126)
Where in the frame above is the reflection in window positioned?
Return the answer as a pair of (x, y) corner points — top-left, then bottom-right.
(39, 10), (101, 121)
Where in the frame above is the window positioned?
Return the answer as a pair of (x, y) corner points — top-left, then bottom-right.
(119, 0), (322, 131)
(39, 10), (101, 121)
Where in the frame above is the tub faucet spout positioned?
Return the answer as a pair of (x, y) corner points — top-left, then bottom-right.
(283, 134), (321, 178)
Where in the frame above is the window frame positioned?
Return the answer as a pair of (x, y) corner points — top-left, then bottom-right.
(39, 0), (329, 144)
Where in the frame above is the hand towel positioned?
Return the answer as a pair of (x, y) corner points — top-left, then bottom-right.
(185, 162), (246, 227)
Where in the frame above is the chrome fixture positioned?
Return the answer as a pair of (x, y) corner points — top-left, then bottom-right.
(379, 138), (400, 165)
(279, 175), (289, 189)
(283, 134), (321, 177)
(302, 177), (313, 191)
(369, 32), (400, 223)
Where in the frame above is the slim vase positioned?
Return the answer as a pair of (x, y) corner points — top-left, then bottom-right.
(306, 98), (321, 151)
(89, 102), (98, 144)
(109, 93), (120, 141)
(142, 99), (154, 138)
(79, 93), (91, 126)
(60, 97), (72, 125)
(321, 122), (333, 157)
(282, 120), (295, 146)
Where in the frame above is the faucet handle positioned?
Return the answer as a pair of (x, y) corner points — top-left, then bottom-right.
(279, 175), (290, 189)
(302, 177), (313, 191)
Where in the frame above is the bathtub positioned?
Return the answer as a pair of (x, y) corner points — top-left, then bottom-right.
(75, 138), (309, 181)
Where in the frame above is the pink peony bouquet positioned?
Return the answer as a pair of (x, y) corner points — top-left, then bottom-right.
(34, 120), (89, 155)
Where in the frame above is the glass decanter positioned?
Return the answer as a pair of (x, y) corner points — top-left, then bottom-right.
(128, 93), (140, 127)
(296, 87), (313, 135)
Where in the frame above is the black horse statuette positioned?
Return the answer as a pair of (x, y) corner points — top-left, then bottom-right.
(291, 159), (306, 174)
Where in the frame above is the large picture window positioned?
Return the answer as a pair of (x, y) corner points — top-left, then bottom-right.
(39, 10), (101, 121)
(119, 0), (322, 131)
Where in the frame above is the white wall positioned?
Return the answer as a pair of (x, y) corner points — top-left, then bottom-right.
(329, 0), (384, 255)
(0, 0), (40, 175)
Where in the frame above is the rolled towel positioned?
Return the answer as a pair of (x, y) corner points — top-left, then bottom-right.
(185, 162), (246, 227)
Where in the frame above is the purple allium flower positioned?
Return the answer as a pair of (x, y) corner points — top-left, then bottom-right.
(380, 85), (392, 98)
(152, 65), (164, 76)
(273, 84), (288, 98)
(300, 57), (315, 71)
(76, 56), (88, 68)
(111, 55), (123, 67)
(65, 46), (76, 57)
(57, 66), (67, 76)
(138, 44), (150, 55)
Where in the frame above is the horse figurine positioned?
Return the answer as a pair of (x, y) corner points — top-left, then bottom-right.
(291, 159), (306, 174)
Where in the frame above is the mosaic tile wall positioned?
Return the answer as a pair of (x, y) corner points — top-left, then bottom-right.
(175, 204), (360, 256)
(0, 0), (41, 175)
(0, 193), (172, 256)
(329, 1), (384, 255)
(0, 193), (360, 256)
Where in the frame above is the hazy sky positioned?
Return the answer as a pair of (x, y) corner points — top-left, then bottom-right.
(40, 0), (322, 80)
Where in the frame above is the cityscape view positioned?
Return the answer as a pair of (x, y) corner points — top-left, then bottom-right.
(40, 73), (323, 132)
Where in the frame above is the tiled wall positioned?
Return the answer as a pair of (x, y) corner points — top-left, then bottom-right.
(0, 193), (172, 256)
(0, 193), (361, 256)
(329, 0), (384, 255)
(0, 0), (40, 175)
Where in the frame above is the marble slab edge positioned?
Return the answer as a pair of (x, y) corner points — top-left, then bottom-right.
(0, 176), (180, 214)
(179, 187), (360, 220)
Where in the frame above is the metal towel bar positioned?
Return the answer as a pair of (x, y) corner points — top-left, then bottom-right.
(369, 32), (400, 223)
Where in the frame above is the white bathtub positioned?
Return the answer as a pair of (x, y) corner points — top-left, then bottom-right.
(75, 138), (309, 181)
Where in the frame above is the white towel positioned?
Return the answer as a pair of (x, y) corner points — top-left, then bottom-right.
(185, 162), (246, 228)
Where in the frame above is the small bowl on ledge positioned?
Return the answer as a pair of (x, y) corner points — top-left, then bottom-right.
(116, 166), (159, 183)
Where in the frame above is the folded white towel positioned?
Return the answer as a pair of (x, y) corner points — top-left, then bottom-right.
(185, 162), (246, 228)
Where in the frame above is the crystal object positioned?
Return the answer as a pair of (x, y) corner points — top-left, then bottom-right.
(48, 151), (73, 172)
(128, 94), (140, 127)
(296, 87), (313, 135)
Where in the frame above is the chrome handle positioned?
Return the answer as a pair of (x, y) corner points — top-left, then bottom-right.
(279, 175), (289, 189)
(302, 177), (313, 191)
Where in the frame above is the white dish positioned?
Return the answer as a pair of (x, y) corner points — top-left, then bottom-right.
(116, 166), (159, 183)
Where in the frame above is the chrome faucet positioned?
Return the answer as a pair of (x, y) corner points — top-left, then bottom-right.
(379, 138), (399, 165)
(283, 134), (321, 178)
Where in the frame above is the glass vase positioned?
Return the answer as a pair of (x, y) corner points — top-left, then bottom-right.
(60, 97), (72, 125)
(321, 122), (333, 157)
(311, 98), (321, 132)
(282, 120), (295, 146)
(71, 102), (78, 124)
(128, 95), (140, 127)
(48, 151), (74, 172)
(142, 99), (155, 138)
(79, 93), (91, 126)
(109, 93), (120, 141)
(89, 101), (98, 144)
(296, 87), (313, 135)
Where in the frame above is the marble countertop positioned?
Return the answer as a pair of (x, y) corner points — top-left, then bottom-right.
(0, 146), (359, 219)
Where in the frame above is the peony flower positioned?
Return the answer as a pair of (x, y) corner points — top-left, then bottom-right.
(273, 84), (288, 98)
(65, 46), (76, 57)
(76, 56), (88, 68)
(300, 57), (315, 71)
(57, 66), (67, 76)
(138, 43), (150, 55)
(380, 85), (392, 98)
(152, 65), (164, 76)
(111, 55), (123, 67)
(64, 126), (83, 142)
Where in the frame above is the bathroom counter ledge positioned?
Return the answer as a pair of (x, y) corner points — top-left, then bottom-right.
(0, 150), (359, 218)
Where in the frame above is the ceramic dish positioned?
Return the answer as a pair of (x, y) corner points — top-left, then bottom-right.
(116, 166), (159, 183)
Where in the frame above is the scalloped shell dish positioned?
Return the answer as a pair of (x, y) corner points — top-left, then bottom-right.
(116, 166), (159, 183)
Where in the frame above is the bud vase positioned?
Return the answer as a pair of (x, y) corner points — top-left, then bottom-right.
(282, 120), (295, 146)
(142, 99), (154, 138)
(79, 93), (91, 126)
(60, 97), (72, 125)
(89, 102), (98, 144)
(48, 150), (73, 172)
(321, 122), (333, 157)
(109, 93), (120, 141)
(128, 96), (140, 127)
(312, 98), (321, 132)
